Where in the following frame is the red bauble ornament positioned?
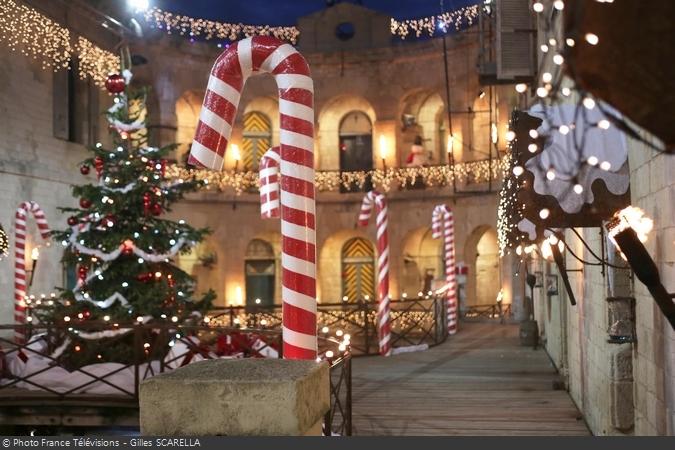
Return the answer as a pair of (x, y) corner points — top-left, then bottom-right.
(105, 73), (126, 94)
(67, 216), (78, 226)
(122, 239), (134, 255)
(151, 203), (162, 216)
(143, 192), (152, 215)
(104, 214), (116, 228)
(80, 165), (90, 175)
(94, 156), (105, 179)
(77, 265), (88, 283)
(79, 198), (92, 209)
(82, 309), (91, 319)
(137, 272), (153, 282)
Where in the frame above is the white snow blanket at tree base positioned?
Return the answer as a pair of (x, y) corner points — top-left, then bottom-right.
(1, 334), (278, 395)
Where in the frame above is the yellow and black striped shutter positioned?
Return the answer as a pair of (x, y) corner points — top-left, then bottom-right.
(341, 238), (376, 302)
(242, 111), (272, 170)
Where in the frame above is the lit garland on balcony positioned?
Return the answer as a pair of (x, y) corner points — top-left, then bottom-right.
(167, 158), (507, 195)
(390, 4), (481, 39)
(0, 0), (120, 88)
(143, 7), (301, 44)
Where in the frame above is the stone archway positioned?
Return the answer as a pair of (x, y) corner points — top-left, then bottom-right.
(400, 227), (443, 297)
(464, 226), (500, 308)
(317, 95), (376, 171)
(175, 90), (204, 162)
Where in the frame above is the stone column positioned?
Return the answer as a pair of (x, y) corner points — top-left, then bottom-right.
(140, 359), (330, 436)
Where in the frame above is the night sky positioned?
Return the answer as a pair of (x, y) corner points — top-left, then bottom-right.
(155, 0), (480, 26)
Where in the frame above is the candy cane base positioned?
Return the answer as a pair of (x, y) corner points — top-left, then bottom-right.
(432, 205), (457, 335)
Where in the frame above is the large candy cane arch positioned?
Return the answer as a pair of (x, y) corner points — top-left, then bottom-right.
(14, 201), (51, 343)
(432, 204), (458, 334)
(358, 191), (392, 356)
(189, 37), (317, 360)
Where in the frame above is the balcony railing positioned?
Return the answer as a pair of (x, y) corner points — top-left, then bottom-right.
(209, 296), (448, 355)
(166, 158), (507, 195)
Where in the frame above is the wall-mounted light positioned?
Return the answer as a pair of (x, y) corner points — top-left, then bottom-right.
(491, 123), (498, 145)
(606, 207), (675, 329)
(379, 134), (388, 170)
(478, 90), (486, 99)
(550, 236), (577, 306)
(446, 134), (454, 161)
(128, 0), (150, 12)
(231, 144), (241, 172)
(234, 285), (244, 306)
(29, 247), (40, 288)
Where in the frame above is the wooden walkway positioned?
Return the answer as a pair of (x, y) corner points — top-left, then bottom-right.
(351, 322), (590, 435)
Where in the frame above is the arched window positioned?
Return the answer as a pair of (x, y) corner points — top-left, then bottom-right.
(245, 239), (276, 307)
(341, 237), (375, 302)
(339, 111), (373, 192)
(242, 111), (272, 170)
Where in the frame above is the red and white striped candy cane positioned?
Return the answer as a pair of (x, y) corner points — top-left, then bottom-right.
(14, 201), (51, 343)
(358, 191), (392, 356)
(189, 37), (317, 360)
(432, 204), (458, 334)
(259, 146), (280, 219)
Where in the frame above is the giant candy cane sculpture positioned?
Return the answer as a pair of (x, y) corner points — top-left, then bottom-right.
(14, 201), (51, 343)
(432, 204), (458, 334)
(189, 37), (317, 360)
(358, 191), (392, 356)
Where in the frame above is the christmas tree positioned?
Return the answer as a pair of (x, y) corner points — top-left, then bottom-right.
(35, 69), (215, 368)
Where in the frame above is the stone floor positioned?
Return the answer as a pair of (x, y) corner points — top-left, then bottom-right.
(351, 322), (591, 435)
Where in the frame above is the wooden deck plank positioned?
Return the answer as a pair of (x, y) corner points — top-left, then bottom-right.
(351, 322), (590, 436)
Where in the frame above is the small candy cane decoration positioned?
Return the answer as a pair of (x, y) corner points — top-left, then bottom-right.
(432, 204), (458, 334)
(358, 191), (392, 356)
(189, 37), (317, 360)
(14, 201), (51, 343)
(259, 146), (280, 219)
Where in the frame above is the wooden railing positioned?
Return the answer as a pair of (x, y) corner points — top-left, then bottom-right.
(462, 302), (513, 323)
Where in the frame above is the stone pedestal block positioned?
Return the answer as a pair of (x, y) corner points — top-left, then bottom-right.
(140, 359), (329, 436)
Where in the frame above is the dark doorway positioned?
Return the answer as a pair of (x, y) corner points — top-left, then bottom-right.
(245, 239), (276, 308)
(339, 111), (373, 193)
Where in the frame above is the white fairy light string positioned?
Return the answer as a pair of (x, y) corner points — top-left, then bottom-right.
(390, 3), (481, 39)
(143, 7), (300, 44)
(65, 221), (189, 262)
(0, 0), (120, 88)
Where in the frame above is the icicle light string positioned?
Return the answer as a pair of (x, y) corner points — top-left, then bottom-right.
(143, 7), (300, 44)
(167, 158), (507, 195)
(142, 4), (480, 44)
(391, 4), (481, 39)
(0, 0), (120, 88)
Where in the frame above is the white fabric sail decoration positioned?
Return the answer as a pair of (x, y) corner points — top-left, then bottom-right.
(526, 102), (630, 214)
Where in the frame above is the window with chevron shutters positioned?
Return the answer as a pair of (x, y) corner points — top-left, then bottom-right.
(242, 111), (272, 171)
(341, 237), (376, 303)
